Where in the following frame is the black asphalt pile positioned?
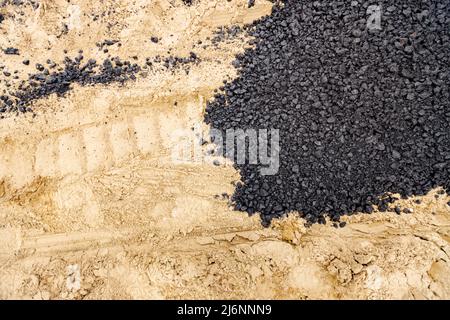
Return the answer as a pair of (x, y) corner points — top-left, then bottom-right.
(205, 0), (450, 226)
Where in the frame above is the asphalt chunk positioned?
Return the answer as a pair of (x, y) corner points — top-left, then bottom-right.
(3, 47), (19, 55)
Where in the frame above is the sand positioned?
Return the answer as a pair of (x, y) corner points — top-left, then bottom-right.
(0, 0), (449, 300)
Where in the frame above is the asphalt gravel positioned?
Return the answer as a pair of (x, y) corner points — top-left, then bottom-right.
(205, 0), (450, 226)
(0, 49), (199, 115)
(0, 54), (140, 115)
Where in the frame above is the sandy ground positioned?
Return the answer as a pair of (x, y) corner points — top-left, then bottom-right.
(0, 0), (449, 300)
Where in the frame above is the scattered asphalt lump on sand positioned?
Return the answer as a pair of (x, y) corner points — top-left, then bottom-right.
(1, 0), (449, 228)
(0, 51), (200, 115)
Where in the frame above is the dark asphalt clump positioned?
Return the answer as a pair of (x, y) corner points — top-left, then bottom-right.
(161, 52), (198, 69)
(205, 0), (450, 226)
(3, 47), (19, 55)
(210, 25), (244, 47)
(96, 39), (120, 49)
